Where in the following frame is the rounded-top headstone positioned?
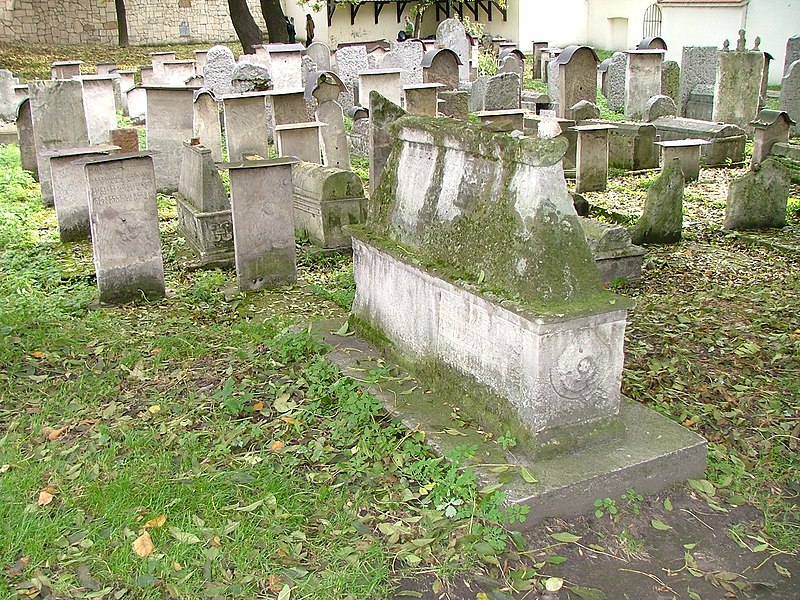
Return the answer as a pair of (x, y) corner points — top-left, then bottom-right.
(436, 18), (470, 82)
(230, 60), (273, 93)
(571, 100), (600, 121)
(644, 94), (678, 122)
(203, 45), (236, 97)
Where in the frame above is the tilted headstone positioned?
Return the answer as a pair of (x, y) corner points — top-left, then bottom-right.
(176, 141), (233, 265)
(143, 86), (194, 193)
(193, 90), (223, 162)
(83, 153), (165, 303)
(484, 73), (521, 111)
(45, 144), (119, 241)
(750, 109), (794, 168)
(369, 92), (407, 196)
(713, 33), (764, 131)
(0, 69), (17, 122)
(780, 60), (800, 135)
(203, 45), (236, 97)
(422, 49), (461, 91)
(625, 50), (664, 122)
(605, 52), (627, 112)
(220, 158), (298, 290)
(555, 46), (599, 120)
(15, 99), (38, 177)
(571, 100), (600, 122)
(292, 162), (366, 250)
(222, 92), (270, 162)
(784, 34), (800, 77)
(679, 46), (718, 116)
(630, 158), (684, 245)
(644, 95), (677, 122)
(334, 45), (369, 110)
(77, 75), (119, 145)
(436, 18), (471, 83)
(724, 158), (790, 230)
(661, 60), (680, 104)
(28, 79), (90, 205)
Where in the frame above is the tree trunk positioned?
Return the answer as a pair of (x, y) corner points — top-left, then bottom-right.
(115, 0), (129, 47)
(260, 0), (289, 44)
(227, 0), (263, 54)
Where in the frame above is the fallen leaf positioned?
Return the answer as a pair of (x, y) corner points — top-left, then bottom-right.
(148, 405), (160, 414)
(545, 577), (564, 592)
(271, 440), (285, 451)
(30, 351), (46, 359)
(173, 562), (182, 571)
(47, 427), (67, 441)
(143, 514), (166, 529)
(651, 518), (673, 531)
(550, 532), (581, 543)
(210, 535), (222, 547)
(37, 490), (54, 506)
(132, 531), (154, 557)
(0, 464), (10, 474)
(252, 401), (264, 411)
(280, 416), (295, 424)
(267, 574), (282, 592)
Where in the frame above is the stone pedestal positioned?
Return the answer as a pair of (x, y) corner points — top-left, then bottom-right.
(750, 109), (793, 168)
(624, 50), (664, 122)
(219, 158), (298, 290)
(476, 109), (526, 131)
(143, 86), (195, 193)
(222, 91), (270, 161)
(82, 152), (165, 303)
(161, 60), (196, 86)
(267, 44), (305, 90)
(266, 89), (309, 131)
(358, 69), (403, 107)
(275, 122), (325, 163)
(607, 122), (658, 171)
(574, 124), (615, 193)
(656, 139), (709, 182)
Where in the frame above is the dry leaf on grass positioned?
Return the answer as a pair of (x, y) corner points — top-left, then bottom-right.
(132, 531), (154, 557)
(37, 490), (54, 506)
(143, 514), (167, 529)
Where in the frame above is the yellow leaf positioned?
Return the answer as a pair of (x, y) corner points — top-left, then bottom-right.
(252, 401), (264, 411)
(476, 594), (489, 600)
(30, 351), (46, 359)
(132, 531), (154, 557)
(37, 490), (54, 506)
(143, 514), (166, 529)
(148, 405), (160, 414)
(173, 562), (182, 571)
(47, 427), (67, 441)
(271, 440), (285, 451)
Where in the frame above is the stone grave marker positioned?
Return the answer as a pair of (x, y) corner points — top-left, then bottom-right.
(555, 46), (599, 120)
(109, 128), (140, 153)
(194, 50), (208, 75)
(0, 69), (17, 121)
(497, 49), (525, 83)
(310, 71), (350, 170)
(203, 46), (236, 97)
(96, 62), (117, 76)
(422, 49), (461, 91)
(608, 122), (658, 170)
(438, 90), (469, 119)
(274, 122), (325, 163)
(82, 152), (165, 303)
(15, 99), (38, 177)
(139, 66), (155, 86)
(222, 91), (270, 161)
(45, 144), (119, 241)
(267, 89), (309, 132)
(436, 18), (470, 83)
(143, 85), (195, 193)
(334, 45), (369, 110)
(388, 39), (425, 85)
(268, 44), (305, 90)
(307, 43), (332, 72)
(605, 52), (627, 112)
(652, 116), (746, 165)
(644, 95), (677, 122)
(404, 83), (442, 116)
(661, 60), (680, 104)
(51, 61), (82, 80)
(115, 70), (137, 116)
(750, 109), (794, 168)
(29, 79), (90, 205)
(656, 138), (709, 182)
(193, 90), (223, 162)
(150, 51), (177, 83)
(631, 158), (684, 245)
(713, 32), (764, 131)
(724, 158), (790, 230)
(77, 75), (119, 145)
(358, 69), (403, 107)
(161, 60), (196, 86)
(219, 158), (298, 290)
(484, 72), (521, 111)
(784, 34), (800, 77)
(571, 100), (600, 122)
(780, 59), (800, 134)
(625, 50), (664, 122)
(126, 86), (147, 124)
(532, 40), (548, 79)
(230, 60), (273, 94)
(574, 124), (615, 193)
(476, 109), (525, 131)
(369, 92), (406, 196)
(679, 46), (718, 116)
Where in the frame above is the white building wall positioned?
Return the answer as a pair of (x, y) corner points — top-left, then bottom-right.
(586, 0), (654, 50)
(744, 1), (800, 84)
(518, 0), (588, 51)
(659, 5), (745, 61)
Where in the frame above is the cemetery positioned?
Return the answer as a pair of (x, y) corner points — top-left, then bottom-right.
(0, 10), (799, 599)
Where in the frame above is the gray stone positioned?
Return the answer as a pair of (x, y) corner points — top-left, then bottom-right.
(605, 52), (627, 112)
(222, 158), (297, 290)
(203, 45), (236, 97)
(161, 61), (196, 86)
(267, 90), (309, 130)
(51, 60), (82, 80)
(574, 124), (615, 193)
(378, 51), (414, 86)
(274, 122), (324, 163)
(230, 60), (273, 93)
(476, 109), (525, 131)
(369, 92), (406, 196)
(144, 86), (194, 193)
(497, 53), (524, 83)
(713, 50), (764, 132)
(631, 158), (684, 245)
(438, 89), (469, 119)
(176, 141), (233, 265)
(389, 39), (425, 85)
(222, 92), (270, 162)
(292, 162), (365, 249)
(348, 116), (369, 159)
(422, 48), (461, 91)
(404, 83), (442, 116)
(358, 69), (403, 107)
(625, 50), (664, 122)
(679, 46), (717, 116)
(0, 69), (16, 121)
(193, 90), (223, 162)
(150, 51), (176, 84)
(547, 59), (560, 109)
(83, 153), (165, 303)
(555, 46), (598, 120)
(436, 18), (470, 83)
(685, 83), (714, 121)
(266, 44), (304, 90)
(657, 139), (708, 182)
(469, 76), (488, 112)
(780, 60), (800, 135)
(29, 79), (90, 205)
(751, 109), (793, 168)
(532, 41), (549, 79)
(644, 94), (677, 122)
(652, 116), (746, 165)
(607, 122), (658, 171)
(724, 158), (790, 230)
(77, 75), (119, 145)
(784, 34), (800, 77)
(334, 45), (369, 110)
(580, 217), (644, 283)
(661, 60), (680, 104)
(484, 72), (521, 111)
(571, 100), (600, 122)
(316, 99), (350, 170)
(126, 87), (147, 124)
(306, 42), (332, 72)
(15, 99), (38, 178)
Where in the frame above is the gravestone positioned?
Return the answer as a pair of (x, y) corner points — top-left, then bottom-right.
(378, 51), (413, 86)
(571, 100), (600, 122)
(404, 83), (442, 116)
(436, 18), (470, 83)
(230, 60), (273, 93)
(307, 42), (332, 72)
(652, 116), (746, 165)
(358, 69), (403, 107)
(96, 62), (117, 76)
(311, 71), (350, 170)
(194, 50), (208, 74)
(608, 122), (658, 170)
(220, 158), (297, 290)
(605, 52), (627, 112)
(644, 95), (677, 122)
(150, 51), (176, 83)
(203, 46), (236, 97)
(685, 83), (714, 121)
(637, 37), (667, 51)
(29, 79), (90, 205)
(389, 39), (425, 85)
(83, 152), (165, 303)
(547, 59), (560, 110)
(292, 162), (366, 250)
(476, 109), (525, 131)
(0, 69), (16, 121)
(780, 60), (800, 135)
(438, 90), (469, 119)
(369, 92), (407, 196)
(555, 46), (599, 120)
(656, 139), (708, 182)
(661, 60), (680, 104)
(469, 76), (489, 112)
(750, 109), (794, 168)
(580, 217), (645, 283)
(679, 46), (718, 116)
(126, 87), (147, 124)
(77, 75), (119, 145)
(115, 70), (137, 116)
(574, 124), (615, 193)
(759, 52), (772, 110)
(139, 66), (155, 86)
(274, 122), (324, 163)
(625, 50), (664, 122)
(784, 34), (800, 77)
(713, 33), (764, 131)
(15, 99), (38, 177)
(193, 90), (223, 162)
(422, 49), (461, 91)
(334, 45), (369, 110)
(176, 141), (233, 265)
(45, 144), (119, 241)
(268, 44), (305, 90)
(497, 50), (525, 84)
(724, 158), (790, 230)
(222, 92), (270, 161)
(484, 73), (521, 111)
(143, 86), (195, 193)
(532, 40), (549, 79)
(631, 158), (684, 245)
(267, 89), (309, 131)
(161, 60), (196, 86)
(51, 61), (82, 80)
(109, 128), (140, 153)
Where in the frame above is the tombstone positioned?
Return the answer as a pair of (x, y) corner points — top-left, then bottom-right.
(469, 76), (489, 112)
(555, 46), (599, 120)
(656, 139), (709, 182)
(644, 95), (677, 122)
(652, 116), (746, 165)
(268, 44), (305, 90)
(521, 91), (551, 114)
(51, 61), (83, 80)
(150, 52), (177, 84)
(126, 87), (147, 124)
(139, 66), (155, 86)
(0, 69), (17, 122)
(436, 18), (470, 83)
(44, 144), (119, 242)
(404, 83), (442, 116)
(631, 158), (684, 245)
(292, 162), (366, 250)
(267, 89), (309, 132)
(193, 90), (223, 162)
(77, 75), (119, 145)
(369, 92), (406, 196)
(358, 69), (403, 107)
(750, 110), (794, 168)
(484, 73), (521, 111)
(143, 86), (195, 193)
(625, 50), (664, 122)
(759, 52), (773, 109)
(334, 45), (369, 110)
(29, 80), (90, 205)
(532, 40), (549, 79)
(194, 50), (209, 75)
(784, 34), (800, 77)
(780, 60), (800, 135)
(14, 84), (28, 106)
(388, 39), (425, 85)
(161, 60), (197, 86)
(422, 49), (461, 91)
(307, 42), (332, 72)
(637, 37), (667, 51)
(679, 47), (718, 116)
(109, 128), (140, 153)
(540, 47), (562, 84)
(571, 100), (600, 122)
(115, 70), (137, 116)
(712, 34), (764, 131)
(82, 152), (165, 303)
(176, 141), (233, 265)
(222, 92), (270, 162)
(497, 49), (525, 84)
(96, 62), (117, 76)
(438, 90), (470, 120)
(309, 71), (350, 170)
(604, 52), (627, 113)
(15, 99), (38, 177)
(661, 60), (680, 104)
(608, 122), (658, 171)
(598, 58), (611, 98)
(219, 158), (297, 290)
(547, 59), (560, 110)
(580, 218), (645, 284)
(203, 46), (236, 97)
(476, 109), (526, 131)
(230, 60), (273, 94)
(685, 83), (715, 121)
(378, 51), (412, 87)
(574, 124), (615, 193)
(275, 122), (324, 163)
(527, 110), (578, 169)
(724, 158), (790, 230)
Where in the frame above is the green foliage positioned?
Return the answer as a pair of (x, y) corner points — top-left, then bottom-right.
(477, 48), (498, 77)
(593, 497), (618, 520)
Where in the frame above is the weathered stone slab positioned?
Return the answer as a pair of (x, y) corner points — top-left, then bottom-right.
(574, 124), (615, 193)
(292, 162), (365, 249)
(193, 89), (223, 162)
(436, 18), (470, 83)
(83, 153), (165, 303)
(476, 109), (525, 131)
(605, 52), (626, 112)
(387, 39), (425, 85)
(484, 72), (521, 111)
(15, 98), (38, 177)
(780, 60), (800, 135)
(267, 44), (305, 90)
(784, 34), (800, 77)
(230, 60), (272, 93)
(358, 69), (403, 107)
(267, 89), (309, 130)
(625, 50), (664, 122)
(679, 46), (717, 116)
(221, 158), (297, 290)
(203, 46), (236, 97)
(307, 42), (332, 72)
(555, 46), (598, 120)
(631, 158), (684, 245)
(724, 158), (790, 230)
(222, 91), (270, 161)
(109, 128), (140, 153)
(310, 72), (350, 169)
(77, 75), (119, 145)
(652, 116), (746, 165)
(532, 41), (549, 80)
(580, 218), (644, 283)
(369, 92), (407, 196)
(275, 122), (324, 163)
(150, 51), (176, 84)
(422, 49), (461, 91)
(0, 69), (16, 122)
(713, 49), (764, 132)
(334, 45), (369, 110)
(51, 60), (82, 80)
(661, 60), (680, 104)
(161, 60), (196, 86)
(656, 139), (709, 182)
(607, 121), (658, 170)
(143, 86), (194, 193)
(644, 94), (677, 122)
(404, 83), (442, 116)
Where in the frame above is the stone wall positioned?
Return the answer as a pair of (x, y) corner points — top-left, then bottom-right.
(0, 0), (266, 46)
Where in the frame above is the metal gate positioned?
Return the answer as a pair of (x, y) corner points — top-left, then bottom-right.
(643, 3), (662, 38)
